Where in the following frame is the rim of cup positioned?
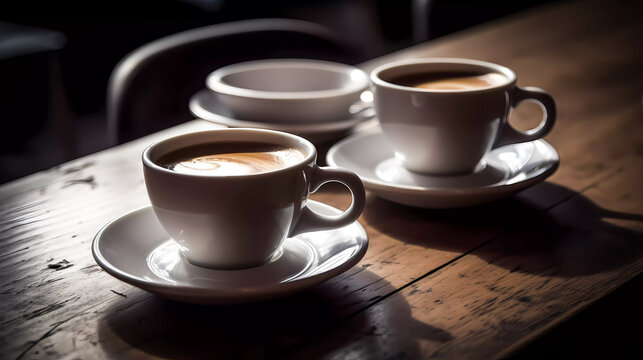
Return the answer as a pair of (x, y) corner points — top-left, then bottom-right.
(370, 57), (517, 93)
(143, 128), (317, 178)
(206, 59), (369, 100)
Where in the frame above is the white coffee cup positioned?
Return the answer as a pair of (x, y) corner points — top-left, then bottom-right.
(206, 59), (370, 123)
(143, 128), (366, 269)
(371, 58), (556, 175)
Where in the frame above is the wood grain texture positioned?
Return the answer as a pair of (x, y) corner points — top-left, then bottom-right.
(1, 0), (642, 359)
(291, 0), (643, 358)
(292, 158), (643, 360)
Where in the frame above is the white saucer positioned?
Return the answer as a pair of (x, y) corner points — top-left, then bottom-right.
(92, 202), (368, 304)
(327, 130), (559, 208)
(189, 89), (376, 143)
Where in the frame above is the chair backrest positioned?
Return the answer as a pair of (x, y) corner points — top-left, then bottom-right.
(107, 18), (364, 145)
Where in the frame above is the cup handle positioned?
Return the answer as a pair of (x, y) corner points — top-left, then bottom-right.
(288, 165), (366, 237)
(493, 86), (557, 148)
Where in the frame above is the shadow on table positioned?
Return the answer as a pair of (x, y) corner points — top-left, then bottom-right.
(363, 182), (643, 277)
(508, 273), (643, 359)
(97, 269), (448, 359)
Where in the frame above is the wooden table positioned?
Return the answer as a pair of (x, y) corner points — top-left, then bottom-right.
(2, 0), (641, 358)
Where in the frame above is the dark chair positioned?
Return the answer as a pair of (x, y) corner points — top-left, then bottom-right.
(107, 18), (365, 145)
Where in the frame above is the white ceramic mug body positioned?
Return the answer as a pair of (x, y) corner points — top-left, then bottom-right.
(371, 58), (556, 175)
(143, 129), (365, 269)
(207, 59), (369, 123)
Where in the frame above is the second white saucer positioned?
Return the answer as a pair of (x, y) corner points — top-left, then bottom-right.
(327, 130), (559, 208)
(92, 201), (368, 304)
(189, 89), (376, 143)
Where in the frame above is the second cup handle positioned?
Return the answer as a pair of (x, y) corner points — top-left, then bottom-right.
(289, 165), (366, 237)
(493, 86), (557, 148)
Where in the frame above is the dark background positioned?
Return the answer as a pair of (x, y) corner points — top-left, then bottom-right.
(1, 0), (551, 184)
(1, 0), (641, 358)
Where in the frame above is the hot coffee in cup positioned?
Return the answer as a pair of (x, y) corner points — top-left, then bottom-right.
(158, 142), (305, 176)
(143, 129), (366, 269)
(371, 58), (556, 175)
(389, 71), (508, 91)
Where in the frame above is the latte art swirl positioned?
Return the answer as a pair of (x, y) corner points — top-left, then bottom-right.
(170, 150), (303, 175)
(159, 142), (305, 176)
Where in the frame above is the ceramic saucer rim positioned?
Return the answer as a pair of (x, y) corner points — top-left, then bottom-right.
(189, 89), (374, 134)
(92, 201), (368, 302)
(326, 130), (559, 197)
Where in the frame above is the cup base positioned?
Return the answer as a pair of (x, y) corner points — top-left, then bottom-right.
(178, 245), (284, 270)
(402, 159), (487, 177)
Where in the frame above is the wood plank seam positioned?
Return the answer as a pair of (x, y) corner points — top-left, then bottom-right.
(347, 161), (622, 318)
(284, 160), (638, 358)
(277, 238), (495, 358)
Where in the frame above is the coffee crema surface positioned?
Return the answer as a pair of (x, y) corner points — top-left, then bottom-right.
(158, 142), (305, 176)
(390, 71), (507, 91)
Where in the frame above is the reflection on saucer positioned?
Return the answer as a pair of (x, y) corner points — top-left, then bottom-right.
(147, 239), (314, 287)
(375, 157), (508, 189)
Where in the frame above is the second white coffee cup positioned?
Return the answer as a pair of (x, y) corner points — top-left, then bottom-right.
(371, 58), (556, 175)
